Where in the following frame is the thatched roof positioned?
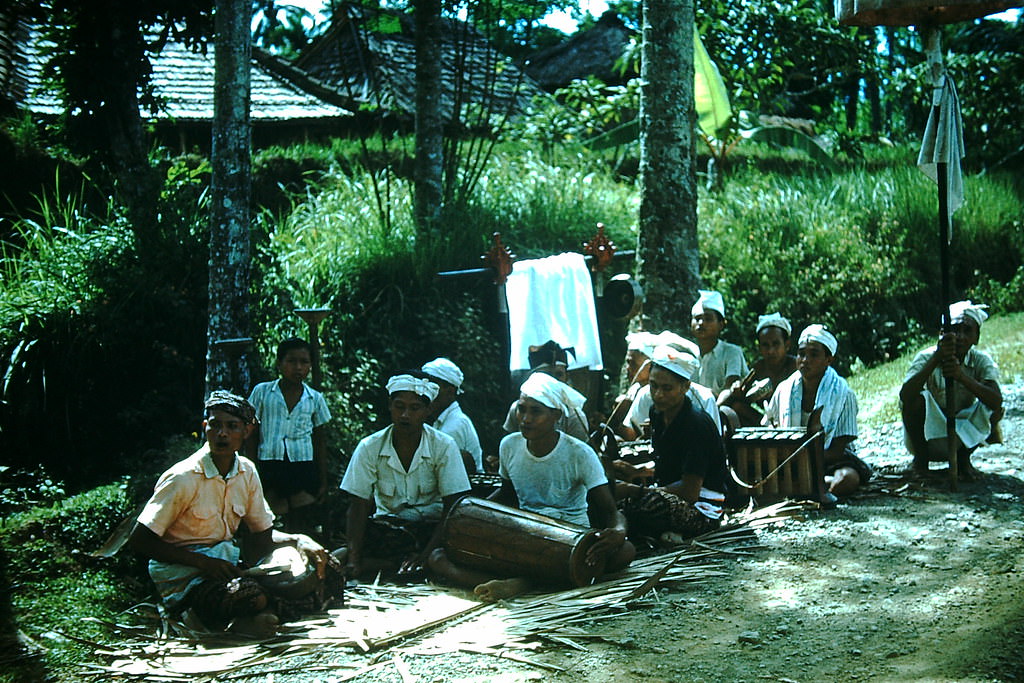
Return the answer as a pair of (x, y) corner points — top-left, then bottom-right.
(291, 4), (545, 124)
(523, 11), (636, 92)
(3, 21), (352, 124)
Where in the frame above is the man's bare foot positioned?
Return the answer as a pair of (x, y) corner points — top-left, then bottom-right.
(228, 611), (279, 639)
(958, 461), (981, 482)
(473, 578), (531, 602)
(910, 462), (934, 478)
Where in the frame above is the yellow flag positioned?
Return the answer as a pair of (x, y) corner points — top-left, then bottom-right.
(694, 28), (731, 137)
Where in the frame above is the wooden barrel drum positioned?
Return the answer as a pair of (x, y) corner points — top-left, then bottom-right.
(727, 427), (826, 504)
(442, 497), (605, 588)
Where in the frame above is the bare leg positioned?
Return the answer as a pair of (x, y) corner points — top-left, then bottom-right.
(428, 549), (532, 602)
(901, 394), (931, 474)
(427, 548), (494, 589)
(957, 447), (980, 481)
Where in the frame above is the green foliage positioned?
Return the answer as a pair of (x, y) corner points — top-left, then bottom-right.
(2, 481), (134, 578)
(698, 161), (1024, 367)
(0, 164), (209, 487)
(0, 479), (142, 682)
(697, 0), (869, 122)
(0, 465), (66, 516)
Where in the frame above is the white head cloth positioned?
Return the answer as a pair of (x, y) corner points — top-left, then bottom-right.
(691, 289), (725, 317)
(756, 312), (792, 336)
(651, 344), (700, 381)
(949, 300), (989, 327)
(798, 324), (838, 356)
(519, 372), (587, 414)
(386, 374), (439, 402)
(626, 331), (660, 359)
(654, 331), (700, 357)
(421, 357), (464, 392)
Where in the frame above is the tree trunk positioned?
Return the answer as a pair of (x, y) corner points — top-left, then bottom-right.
(206, 0), (253, 396)
(414, 0), (444, 238)
(637, 0), (700, 332)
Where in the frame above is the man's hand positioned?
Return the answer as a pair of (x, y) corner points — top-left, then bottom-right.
(586, 528), (626, 567)
(293, 533), (330, 579)
(941, 354), (963, 382)
(397, 552), (426, 576)
(937, 331), (957, 361)
(198, 554), (242, 581)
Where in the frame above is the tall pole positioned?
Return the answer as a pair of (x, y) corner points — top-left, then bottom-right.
(923, 26), (958, 489)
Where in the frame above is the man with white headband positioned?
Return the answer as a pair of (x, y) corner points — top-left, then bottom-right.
(430, 371), (634, 601)
(502, 360), (590, 443)
(615, 345), (731, 540)
(340, 371), (470, 579)
(765, 324), (871, 499)
(422, 357), (483, 474)
(614, 333), (723, 439)
(900, 300), (1003, 480)
(719, 312), (798, 426)
(690, 289), (749, 396)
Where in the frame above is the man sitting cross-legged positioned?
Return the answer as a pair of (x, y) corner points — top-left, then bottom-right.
(339, 372), (471, 581)
(764, 324), (872, 499)
(128, 391), (334, 636)
(429, 372), (635, 601)
(614, 345), (731, 542)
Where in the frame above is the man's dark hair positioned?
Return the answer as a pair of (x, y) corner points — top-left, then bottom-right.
(276, 337), (311, 363)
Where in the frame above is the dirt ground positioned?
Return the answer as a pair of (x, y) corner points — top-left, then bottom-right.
(277, 384), (1023, 683)
(98, 385), (1024, 683)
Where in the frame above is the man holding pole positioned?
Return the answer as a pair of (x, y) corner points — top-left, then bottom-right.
(900, 301), (1003, 480)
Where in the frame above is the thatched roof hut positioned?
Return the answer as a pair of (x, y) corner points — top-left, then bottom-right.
(291, 3), (546, 125)
(523, 11), (636, 92)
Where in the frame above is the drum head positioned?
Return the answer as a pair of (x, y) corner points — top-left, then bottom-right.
(603, 275), (643, 320)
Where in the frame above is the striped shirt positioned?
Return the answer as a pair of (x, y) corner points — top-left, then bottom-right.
(248, 380), (331, 462)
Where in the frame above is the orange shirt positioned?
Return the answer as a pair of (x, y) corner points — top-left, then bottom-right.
(138, 445), (274, 547)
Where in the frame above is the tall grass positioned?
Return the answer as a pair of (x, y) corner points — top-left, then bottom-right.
(698, 160), (1024, 366)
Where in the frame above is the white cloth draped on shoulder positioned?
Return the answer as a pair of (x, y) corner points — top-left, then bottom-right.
(769, 366), (858, 449)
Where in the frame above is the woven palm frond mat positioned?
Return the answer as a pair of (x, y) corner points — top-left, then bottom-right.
(77, 501), (811, 681)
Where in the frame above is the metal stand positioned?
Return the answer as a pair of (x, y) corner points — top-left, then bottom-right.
(294, 308), (331, 390)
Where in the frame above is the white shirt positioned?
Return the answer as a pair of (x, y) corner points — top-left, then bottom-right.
(340, 425), (471, 522)
(697, 340), (749, 396)
(764, 368), (858, 450)
(248, 380), (331, 462)
(433, 401), (483, 472)
(626, 383), (723, 435)
(498, 432), (607, 527)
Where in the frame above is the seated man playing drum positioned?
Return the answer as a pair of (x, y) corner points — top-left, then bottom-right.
(339, 372), (471, 580)
(763, 325), (872, 498)
(128, 391), (334, 636)
(502, 341), (591, 443)
(430, 372), (635, 601)
(615, 346), (731, 542)
(900, 300), (1002, 480)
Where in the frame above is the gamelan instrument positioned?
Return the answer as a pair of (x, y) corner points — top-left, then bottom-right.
(442, 496), (606, 587)
(726, 426), (828, 504)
